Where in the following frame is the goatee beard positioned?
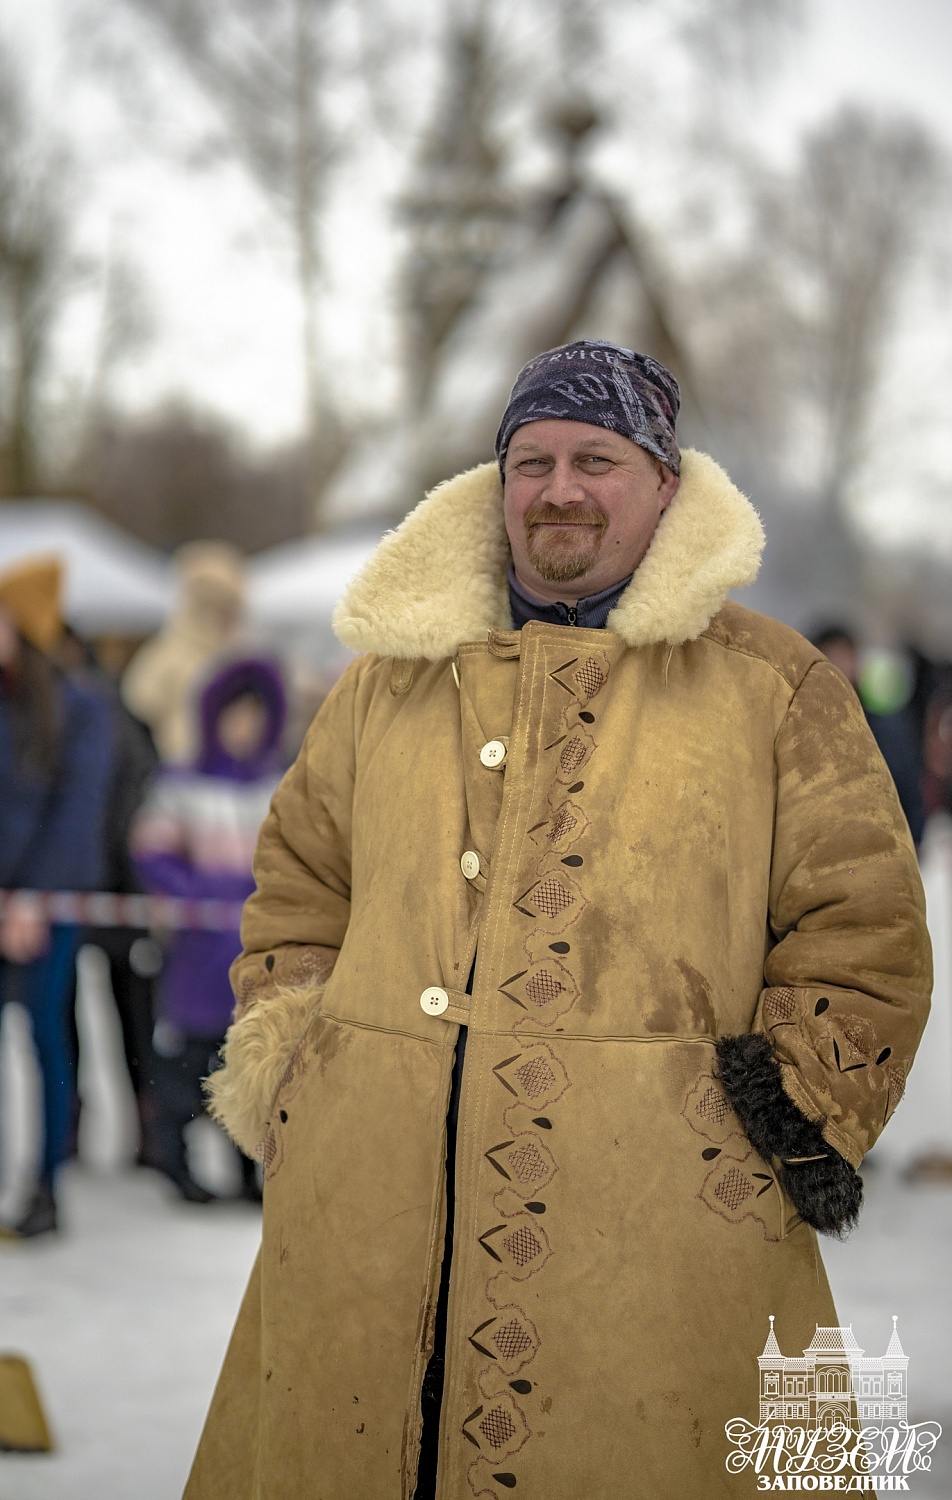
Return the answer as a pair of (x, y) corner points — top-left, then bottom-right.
(525, 506), (605, 583)
(527, 548), (597, 583)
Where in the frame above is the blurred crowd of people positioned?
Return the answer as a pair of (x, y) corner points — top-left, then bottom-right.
(2, 545), (952, 1239)
(0, 545), (312, 1237)
(810, 623), (952, 848)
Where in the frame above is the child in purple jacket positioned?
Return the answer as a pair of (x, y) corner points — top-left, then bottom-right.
(132, 656), (287, 1201)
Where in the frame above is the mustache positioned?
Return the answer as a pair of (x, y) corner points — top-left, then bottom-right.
(526, 504), (607, 530)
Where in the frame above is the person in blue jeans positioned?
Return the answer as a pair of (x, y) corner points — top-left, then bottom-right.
(0, 558), (115, 1237)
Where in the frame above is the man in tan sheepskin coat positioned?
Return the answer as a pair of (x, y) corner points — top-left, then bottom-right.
(186, 341), (931, 1500)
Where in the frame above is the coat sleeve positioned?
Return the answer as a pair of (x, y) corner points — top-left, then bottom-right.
(206, 659), (362, 1156)
(717, 659), (932, 1234)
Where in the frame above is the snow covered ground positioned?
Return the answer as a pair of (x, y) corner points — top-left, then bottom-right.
(0, 950), (262, 1500)
(0, 1166), (260, 1500)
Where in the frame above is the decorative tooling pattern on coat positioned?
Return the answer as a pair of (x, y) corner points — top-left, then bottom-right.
(467, 653), (609, 1500)
(681, 1071), (787, 1241)
(760, 986), (912, 1138)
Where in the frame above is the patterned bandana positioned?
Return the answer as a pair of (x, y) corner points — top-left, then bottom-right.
(494, 339), (681, 476)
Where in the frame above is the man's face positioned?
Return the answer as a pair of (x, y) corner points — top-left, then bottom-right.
(503, 420), (679, 604)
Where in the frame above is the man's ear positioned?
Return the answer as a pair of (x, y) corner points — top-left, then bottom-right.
(657, 462), (680, 511)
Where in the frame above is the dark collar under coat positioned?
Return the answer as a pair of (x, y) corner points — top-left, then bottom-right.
(507, 564), (633, 631)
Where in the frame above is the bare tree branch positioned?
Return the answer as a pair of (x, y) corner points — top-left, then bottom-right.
(119, 0), (347, 505)
(764, 108), (943, 508)
(0, 44), (79, 495)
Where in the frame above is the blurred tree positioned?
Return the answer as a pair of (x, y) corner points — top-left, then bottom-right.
(88, 406), (310, 553)
(95, 0), (807, 524)
(693, 107), (945, 618)
(71, 241), (155, 489)
(400, 1), (513, 405)
(776, 109), (941, 517)
(0, 44), (77, 497)
(120, 0), (346, 512)
(320, 0), (803, 519)
(76, 0), (949, 643)
(0, 19), (308, 549)
(788, 111), (943, 616)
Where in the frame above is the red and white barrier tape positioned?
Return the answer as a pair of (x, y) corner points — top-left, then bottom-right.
(0, 889), (245, 932)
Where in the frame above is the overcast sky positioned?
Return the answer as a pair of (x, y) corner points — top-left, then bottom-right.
(768, 0), (952, 155)
(4, 0), (952, 450)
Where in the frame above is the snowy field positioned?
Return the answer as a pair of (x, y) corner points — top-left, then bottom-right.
(0, 1166), (260, 1500)
(0, 952), (261, 1500)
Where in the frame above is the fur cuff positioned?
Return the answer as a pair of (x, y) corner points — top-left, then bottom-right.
(205, 984), (324, 1158)
(715, 1033), (863, 1238)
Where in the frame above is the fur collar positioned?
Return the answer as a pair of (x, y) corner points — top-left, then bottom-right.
(333, 448), (764, 660)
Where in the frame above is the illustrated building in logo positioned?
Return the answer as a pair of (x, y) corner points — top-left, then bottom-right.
(759, 1316), (907, 1428)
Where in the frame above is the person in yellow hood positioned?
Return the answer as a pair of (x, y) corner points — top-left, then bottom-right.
(122, 541), (246, 764)
(185, 342), (931, 1499)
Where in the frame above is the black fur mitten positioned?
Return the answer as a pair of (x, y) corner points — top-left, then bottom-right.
(715, 1033), (863, 1238)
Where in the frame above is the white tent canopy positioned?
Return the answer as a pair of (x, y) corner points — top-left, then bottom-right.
(248, 528), (385, 630)
(0, 501), (175, 635)
(0, 501), (388, 644)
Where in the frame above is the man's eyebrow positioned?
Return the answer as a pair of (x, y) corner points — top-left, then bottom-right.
(509, 436), (620, 456)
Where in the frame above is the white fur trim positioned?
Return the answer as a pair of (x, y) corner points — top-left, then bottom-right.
(333, 463), (511, 660)
(605, 450), (765, 646)
(205, 984), (324, 1158)
(333, 448), (764, 659)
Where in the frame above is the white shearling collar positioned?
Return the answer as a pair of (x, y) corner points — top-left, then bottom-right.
(333, 448), (764, 660)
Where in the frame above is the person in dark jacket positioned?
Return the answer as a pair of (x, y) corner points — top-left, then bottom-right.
(131, 656), (287, 1201)
(811, 625), (926, 848)
(55, 627), (163, 1168)
(0, 558), (115, 1237)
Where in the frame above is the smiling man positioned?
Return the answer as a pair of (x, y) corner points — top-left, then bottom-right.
(505, 423), (678, 600)
(186, 340), (931, 1500)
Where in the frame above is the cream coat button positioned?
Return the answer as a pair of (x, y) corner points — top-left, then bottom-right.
(480, 739), (507, 768)
(460, 850), (480, 880)
(420, 986), (449, 1016)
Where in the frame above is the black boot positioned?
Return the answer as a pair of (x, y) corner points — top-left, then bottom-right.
(15, 1178), (58, 1238)
(171, 1171), (217, 1204)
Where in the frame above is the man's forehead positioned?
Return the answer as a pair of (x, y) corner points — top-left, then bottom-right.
(508, 423), (635, 455)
